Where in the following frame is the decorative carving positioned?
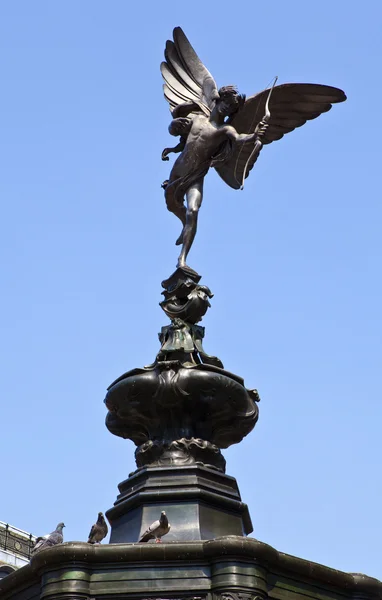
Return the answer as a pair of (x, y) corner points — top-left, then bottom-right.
(105, 265), (260, 471)
(105, 258), (262, 480)
(135, 437), (226, 472)
(141, 597), (204, 600)
(217, 594), (263, 600)
(161, 266), (212, 324)
(157, 321), (223, 368)
(105, 361), (259, 454)
(157, 267), (223, 368)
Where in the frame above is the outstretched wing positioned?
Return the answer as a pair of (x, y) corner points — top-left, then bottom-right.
(161, 27), (219, 117)
(215, 83), (347, 189)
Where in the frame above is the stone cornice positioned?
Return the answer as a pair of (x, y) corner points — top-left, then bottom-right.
(1, 537), (381, 598)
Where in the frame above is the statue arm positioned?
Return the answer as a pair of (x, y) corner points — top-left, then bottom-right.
(172, 101), (200, 118)
(162, 116), (191, 160)
(224, 122), (268, 146)
(161, 136), (186, 161)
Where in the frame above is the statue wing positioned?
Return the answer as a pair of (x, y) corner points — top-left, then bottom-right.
(161, 27), (219, 117)
(214, 83), (347, 189)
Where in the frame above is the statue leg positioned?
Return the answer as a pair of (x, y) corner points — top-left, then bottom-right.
(177, 180), (203, 268)
(165, 181), (186, 244)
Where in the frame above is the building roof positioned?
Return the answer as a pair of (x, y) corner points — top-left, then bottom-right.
(0, 522), (35, 564)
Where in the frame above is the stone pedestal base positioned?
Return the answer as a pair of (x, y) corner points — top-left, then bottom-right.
(2, 537), (381, 600)
(106, 465), (253, 543)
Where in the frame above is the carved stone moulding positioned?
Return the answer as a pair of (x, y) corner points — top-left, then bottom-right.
(142, 598), (205, 600)
(156, 321), (224, 368)
(160, 277), (213, 324)
(107, 465), (253, 542)
(105, 362), (259, 464)
(135, 437), (226, 472)
(217, 594), (263, 600)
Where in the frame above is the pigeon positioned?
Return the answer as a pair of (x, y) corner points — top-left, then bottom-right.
(32, 522), (65, 555)
(87, 512), (108, 544)
(138, 511), (170, 543)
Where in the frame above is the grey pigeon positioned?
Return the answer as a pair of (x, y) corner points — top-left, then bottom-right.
(32, 522), (65, 555)
(87, 512), (108, 544)
(139, 511), (170, 543)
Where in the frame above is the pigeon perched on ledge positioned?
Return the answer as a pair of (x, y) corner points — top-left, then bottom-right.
(139, 511), (170, 543)
(32, 522), (65, 555)
(88, 512), (108, 544)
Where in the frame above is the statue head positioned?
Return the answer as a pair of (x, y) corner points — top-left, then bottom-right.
(217, 85), (246, 117)
(168, 117), (191, 137)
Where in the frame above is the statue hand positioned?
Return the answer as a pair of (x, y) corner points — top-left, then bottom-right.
(162, 148), (171, 161)
(254, 121), (268, 138)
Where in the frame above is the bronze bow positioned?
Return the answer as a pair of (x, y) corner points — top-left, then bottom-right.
(239, 76), (278, 190)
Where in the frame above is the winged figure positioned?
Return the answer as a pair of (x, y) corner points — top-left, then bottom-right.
(161, 27), (346, 269)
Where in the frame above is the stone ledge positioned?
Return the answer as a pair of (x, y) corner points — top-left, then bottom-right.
(0, 537), (381, 599)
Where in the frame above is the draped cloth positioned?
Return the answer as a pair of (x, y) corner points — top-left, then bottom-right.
(164, 141), (232, 216)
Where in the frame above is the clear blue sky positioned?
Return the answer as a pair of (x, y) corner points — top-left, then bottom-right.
(1, 0), (381, 580)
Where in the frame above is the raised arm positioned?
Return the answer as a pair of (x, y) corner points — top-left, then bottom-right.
(224, 122), (268, 146)
(172, 101), (200, 118)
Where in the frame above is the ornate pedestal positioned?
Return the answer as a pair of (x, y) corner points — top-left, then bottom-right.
(107, 465), (252, 543)
(104, 267), (259, 542)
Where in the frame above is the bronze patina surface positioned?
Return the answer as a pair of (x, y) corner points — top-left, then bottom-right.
(161, 28), (346, 269)
(1, 537), (380, 600)
(103, 25), (346, 547)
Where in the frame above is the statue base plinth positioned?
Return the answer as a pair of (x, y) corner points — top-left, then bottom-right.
(106, 465), (252, 543)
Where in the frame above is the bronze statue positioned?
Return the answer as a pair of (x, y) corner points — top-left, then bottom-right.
(161, 27), (346, 268)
